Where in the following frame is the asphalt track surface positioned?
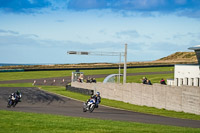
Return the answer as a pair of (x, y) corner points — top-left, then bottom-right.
(1, 87), (200, 128)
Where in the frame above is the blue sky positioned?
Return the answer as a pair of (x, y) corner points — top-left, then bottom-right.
(0, 0), (200, 64)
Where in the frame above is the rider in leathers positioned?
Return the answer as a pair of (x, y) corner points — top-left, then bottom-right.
(87, 92), (101, 108)
(8, 90), (21, 102)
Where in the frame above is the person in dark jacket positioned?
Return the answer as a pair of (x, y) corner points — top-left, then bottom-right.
(87, 92), (101, 108)
(160, 78), (166, 85)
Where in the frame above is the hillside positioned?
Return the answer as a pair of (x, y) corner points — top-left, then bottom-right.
(155, 52), (197, 63)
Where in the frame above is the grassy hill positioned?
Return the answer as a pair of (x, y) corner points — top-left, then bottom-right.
(157, 52), (197, 62)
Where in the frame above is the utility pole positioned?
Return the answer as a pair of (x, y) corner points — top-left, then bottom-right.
(118, 53), (121, 83)
(123, 44), (127, 84)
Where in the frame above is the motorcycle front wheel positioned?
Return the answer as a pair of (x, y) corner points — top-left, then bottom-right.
(7, 100), (12, 108)
(89, 104), (95, 113)
(83, 103), (87, 112)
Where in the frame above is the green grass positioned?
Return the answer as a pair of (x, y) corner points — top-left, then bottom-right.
(0, 67), (173, 81)
(0, 70), (73, 81)
(126, 73), (174, 83)
(82, 66), (174, 75)
(40, 86), (200, 121)
(96, 73), (174, 83)
(0, 110), (200, 133)
(0, 83), (33, 87)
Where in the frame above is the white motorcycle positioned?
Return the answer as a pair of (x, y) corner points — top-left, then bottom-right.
(83, 99), (96, 113)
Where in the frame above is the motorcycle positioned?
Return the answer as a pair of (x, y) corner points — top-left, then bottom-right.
(83, 98), (96, 113)
(7, 93), (21, 108)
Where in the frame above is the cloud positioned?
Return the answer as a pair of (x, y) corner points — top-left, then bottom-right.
(114, 30), (152, 42)
(66, 0), (200, 18)
(0, 0), (200, 18)
(175, 0), (187, 5)
(67, 0), (106, 10)
(173, 32), (200, 40)
(0, 29), (19, 35)
(67, 0), (200, 12)
(1, 31), (196, 63)
(0, 29), (40, 46)
(0, 0), (198, 13)
(177, 9), (200, 18)
(0, 0), (51, 13)
(56, 19), (65, 23)
(115, 30), (140, 39)
(0, 35), (39, 46)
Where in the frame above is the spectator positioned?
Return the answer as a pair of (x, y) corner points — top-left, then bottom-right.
(160, 78), (166, 85)
(77, 78), (81, 82)
(79, 74), (84, 83)
(142, 77), (147, 84)
(86, 77), (91, 83)
(147, 79), (152, 85)
(92, 78), (96, 83)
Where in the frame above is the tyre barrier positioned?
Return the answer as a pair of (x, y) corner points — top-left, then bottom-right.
(66, 85), (94, 96)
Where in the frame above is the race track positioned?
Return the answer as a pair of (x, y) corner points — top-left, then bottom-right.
(1, 87), (200, 128)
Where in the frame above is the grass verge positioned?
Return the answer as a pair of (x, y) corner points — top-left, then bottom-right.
(96, 73), (174, 83)
(0, 110), (200, 133)
(0, 83), (33, 87)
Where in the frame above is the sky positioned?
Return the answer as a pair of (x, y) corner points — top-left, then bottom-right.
(0, 0), (200, 64)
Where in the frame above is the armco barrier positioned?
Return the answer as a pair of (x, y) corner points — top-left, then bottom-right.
(0, 69), (24, 72)
(71, 82), (200, 115)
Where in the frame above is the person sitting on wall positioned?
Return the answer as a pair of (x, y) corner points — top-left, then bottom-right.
(77, 77), (83, 83)
(142, 77), (147, 84)
(86, 77), (91, 83)
(147, 79), (152, 85)
(79, 74), (84, 83)
(92, 78), (96, 83)
(160, 78), (166, 85)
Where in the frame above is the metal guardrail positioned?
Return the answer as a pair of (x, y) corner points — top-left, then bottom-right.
(0, 69), (24, 72)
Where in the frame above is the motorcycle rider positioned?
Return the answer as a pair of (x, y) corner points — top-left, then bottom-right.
(8, 93), (15, 100)
(15, 90), (22, 102)
(8, 90), (21, 102)
(87, 92), (101, 108)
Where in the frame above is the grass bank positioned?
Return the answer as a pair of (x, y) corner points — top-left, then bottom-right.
(1, 110), (200, 133)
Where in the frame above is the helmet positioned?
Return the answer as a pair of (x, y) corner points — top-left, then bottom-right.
(96, 92), (100, 96)
(16, 90), (20, 95)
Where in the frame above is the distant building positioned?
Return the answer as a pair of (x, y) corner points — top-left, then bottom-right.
(168, 45), (200, 86)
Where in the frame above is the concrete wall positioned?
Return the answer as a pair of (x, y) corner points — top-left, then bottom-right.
(71, 82), (200, 115)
